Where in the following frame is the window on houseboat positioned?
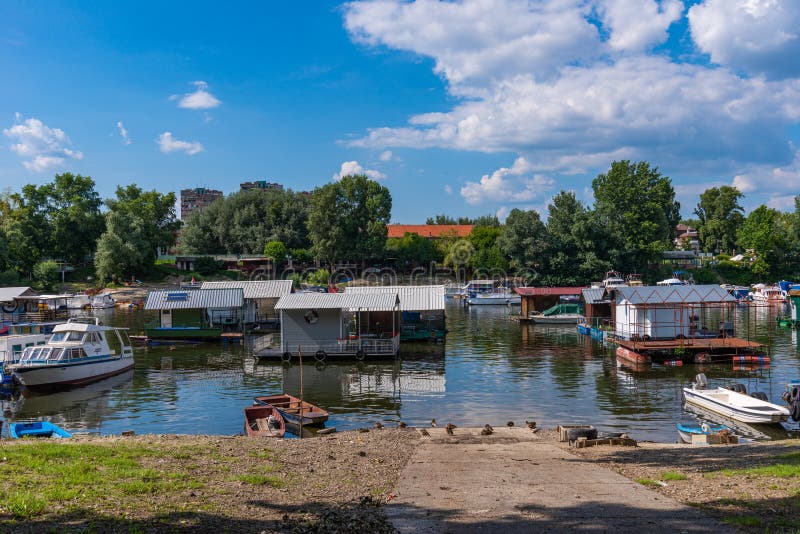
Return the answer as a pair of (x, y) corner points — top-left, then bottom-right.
(67, 331), (83, 342)
(70, 348), (85, 359)
(50, 332), (67, 342)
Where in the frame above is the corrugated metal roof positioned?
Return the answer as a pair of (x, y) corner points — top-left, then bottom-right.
(345, 285), (445, 311)
(200, 280), (293, 299)
(615, 285), (734, 305)
(582, 288), (608, 304)
(515, 287), (586, 296)
(144, 288), (244, 310)
(0, 287), (35, 302)
(275, 292), (399, 311)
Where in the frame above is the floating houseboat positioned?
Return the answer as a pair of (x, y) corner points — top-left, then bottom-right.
(265, 292), (400, 361)
(750, 284), (785, 303)
(143, 288), (244, 341)
(201, 280), (293, 327)
(516, 287), (585, 322)
(345, 285), (446, 341)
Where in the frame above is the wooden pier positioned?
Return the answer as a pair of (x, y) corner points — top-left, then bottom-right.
(615, 336), (767, 366)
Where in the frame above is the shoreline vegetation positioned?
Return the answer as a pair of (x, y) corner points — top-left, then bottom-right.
(1, 430), (798, 533)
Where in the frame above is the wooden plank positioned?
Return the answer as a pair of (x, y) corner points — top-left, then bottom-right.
(574, 437), (638, 448)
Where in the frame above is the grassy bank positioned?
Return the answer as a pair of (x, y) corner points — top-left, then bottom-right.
(0, 431), (420, 533)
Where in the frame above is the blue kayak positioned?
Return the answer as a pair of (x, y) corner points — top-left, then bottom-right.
(677, 422), (728, 443)
(9, 421), (72, 439)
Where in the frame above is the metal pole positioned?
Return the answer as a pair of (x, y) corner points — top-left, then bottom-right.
(298, 344), (304, 439)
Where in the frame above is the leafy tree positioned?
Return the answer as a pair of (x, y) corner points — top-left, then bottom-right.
(32, 259), (59, 290)
(592, 161), (680, 273)
(263, 241), (287, 264)
(694, 186), (744, 253)
(193, 256), (225, 275)
(425, 214), (497, 225)
(737, 205), (787, 277)
(497, 208), (547, 271)
(308, 175), (391, 267)
(0, 189), (49, 273)
(41, 173), (105, 263)
(95, 185), (179, 281)
(385, 232), (441, 269)
(468, 226), (507, 273)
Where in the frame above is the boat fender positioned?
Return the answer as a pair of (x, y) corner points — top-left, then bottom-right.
(355, 349), (365, 361)
(792, 400), (800, 422)
(314, 350), (327, 362)
(281, 352), (292, 363)
(750, 391), (768, 402)
(314, 361), (326, 372)
(782, 391), (792, 404)
(728, 383), (746, 394)
(790, 386), (800, 403)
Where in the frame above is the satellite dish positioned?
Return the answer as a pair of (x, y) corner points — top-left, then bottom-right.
(304, 309), (319, 324)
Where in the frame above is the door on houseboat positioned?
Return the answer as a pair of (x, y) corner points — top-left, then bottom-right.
(161, 310), (172, 328)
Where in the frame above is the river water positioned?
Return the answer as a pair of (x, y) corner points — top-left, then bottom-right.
(2, 303), (799, 442)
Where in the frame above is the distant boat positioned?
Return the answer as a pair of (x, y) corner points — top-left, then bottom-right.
(528, 303), (584, 324)
(749, 284), (785, 303)
(253, 393), (329, 426)
(657, 272), (694, 286)
(9, 420), (72, 439)
(244, 404), (286, 438)
(601, 271), (627, 289)
(467, 289), (521, 306)
(90, 294), (116, 309)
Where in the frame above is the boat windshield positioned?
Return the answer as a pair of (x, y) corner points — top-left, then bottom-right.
(50, 330), (84, 342)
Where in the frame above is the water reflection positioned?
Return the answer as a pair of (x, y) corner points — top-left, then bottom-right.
(0, 302), (797, 441)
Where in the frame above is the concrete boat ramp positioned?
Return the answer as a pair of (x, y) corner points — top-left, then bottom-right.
(388, 427), (730, 533)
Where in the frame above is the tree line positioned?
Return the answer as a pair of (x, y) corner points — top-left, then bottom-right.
(1, 162), (798, 289)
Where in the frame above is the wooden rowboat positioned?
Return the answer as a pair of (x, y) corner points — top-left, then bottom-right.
(253, 394), (329, 426)
(243, 405), (286, 438)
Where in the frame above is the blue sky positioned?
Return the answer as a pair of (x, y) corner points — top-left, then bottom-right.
(2, 1), (799, 222)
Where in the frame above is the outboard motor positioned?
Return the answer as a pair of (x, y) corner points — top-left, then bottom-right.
(694, 373), (708, 389)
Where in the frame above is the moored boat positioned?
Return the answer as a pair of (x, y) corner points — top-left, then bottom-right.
(528, 303), (584, 324)
(90, 294), (116, 309)
(253, 393), (329, 426)
(10, 420), (72, 438)
(682, 374), (789, 424)
(676, 422), (729, 444)
(244, 404), (286, 437)
(749, 284), (785, 304)
(9, 317), (134, 388)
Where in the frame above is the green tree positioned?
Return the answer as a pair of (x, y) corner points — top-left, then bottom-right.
(308, 175), (391, 267)
(497, 208), (547, 271)
(468, 226), (507, 273)
(385, 232), (441, 269)
(694, 186), (744, 253)
(592, 161), (680, 273)
(263, 241), (287, 264)
(94, 185), (180, 281)
(737, 205), (787, 277)
(32, 259), (59, 291)
(41, 173), (105, 263)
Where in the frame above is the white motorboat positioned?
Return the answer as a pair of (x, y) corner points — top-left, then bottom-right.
(10, 317), (134, 388)
(66, 293), (91, 309)
(682, 374), (789, 424)
(601, 270), (627, 289)
(527, 303), (584, 324)
(467, 289), (521, 306)
(749, 284), (785, 303)
(90, 294), (116, 309)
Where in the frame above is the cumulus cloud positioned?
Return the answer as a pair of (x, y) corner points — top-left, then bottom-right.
(157, 132), (204, 155)
(343, 0), (800, 208)
(172, 81), (222, 109)
(379, 150), (393, 161)
(461, 157), (554, 205)
(117, 121), (131, 145)
(688, 0), (800, 79)
(332, 160), (386, 181)
(732, 174), (757, 193)
(3, 114), (83, 172)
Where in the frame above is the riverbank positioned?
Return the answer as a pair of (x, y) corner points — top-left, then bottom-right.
(1, 429), (797, 532)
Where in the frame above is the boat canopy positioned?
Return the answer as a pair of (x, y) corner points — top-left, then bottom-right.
(541, 303), (582, 316)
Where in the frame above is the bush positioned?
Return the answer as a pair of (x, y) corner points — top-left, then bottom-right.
(194, 256), (225, 275)
(0, 269), (20, 286)
(305, 268), (330, 286)
(32, 260), (59, 291)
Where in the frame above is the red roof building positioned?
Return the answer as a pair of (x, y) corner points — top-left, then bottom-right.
(387, 224), (474, 239)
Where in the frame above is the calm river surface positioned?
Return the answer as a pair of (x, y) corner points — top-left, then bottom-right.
(3, 303), (799, 442)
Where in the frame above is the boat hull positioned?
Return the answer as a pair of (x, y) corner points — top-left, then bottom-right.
(244, 405), (286, 438)
(616, 346), (651, 364)
(529, 314), (583, 324)
(683, 387), (789, 424)
(10, 421), (72, 439)
(253, 394), (329, 426)
(13, 357), (134, 388)
(468, 296), (521, 305)
(676, 423), (727, 444)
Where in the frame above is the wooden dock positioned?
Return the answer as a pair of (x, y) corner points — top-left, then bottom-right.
(616, 337), (763, 352)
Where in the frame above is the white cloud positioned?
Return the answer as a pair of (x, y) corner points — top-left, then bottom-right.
(495, 206), (510, 222)
(461, 157), (554, 205)
(598, 0), (683, 52)
(343, 0), (800, 207)
(172, 81), (222, 110)
(117, 121), (131, 145)
(688, 0), (800, 79)
(332, 160), (386, 181)
(767, 195), (796, 210)
(444, 184), (453, 195)
(732, 174), (757, 193)
(157, 132), (204, 155)
(3, 114), (83, 172)
(379, 150), (393, 161)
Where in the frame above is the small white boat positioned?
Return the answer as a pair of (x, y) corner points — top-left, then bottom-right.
(90, 294), (116, 309)
(683, 374), (789, 424)
(601, 271), (627, 289)
(66, 294), (91, 309)
(467, 290), (521, 306)
(10, 318), (134, 388)
(527, 303), (584, 324)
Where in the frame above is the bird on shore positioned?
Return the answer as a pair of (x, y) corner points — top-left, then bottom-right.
(445, 423), (456, 435)
(397, 421), (407, 429)
(357, 427), (370, 433)
(507, 421), (515, 427)
(526, 420), (537, 430)
(430, 418), (438, 428)
(419, 428), (430, 437)
(374, 422), (384, 430)
(481, 424), (494, 436)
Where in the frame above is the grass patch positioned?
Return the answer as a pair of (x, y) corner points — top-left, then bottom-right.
(636, 478), (661, 488)
(718, 452), (800, 479)
(660, 471), (688, 481)
(723, 515), (761, 528)
(1, 491), (47, 518)
(238, 474), (285, 488)
(249, 449), (273, 460)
